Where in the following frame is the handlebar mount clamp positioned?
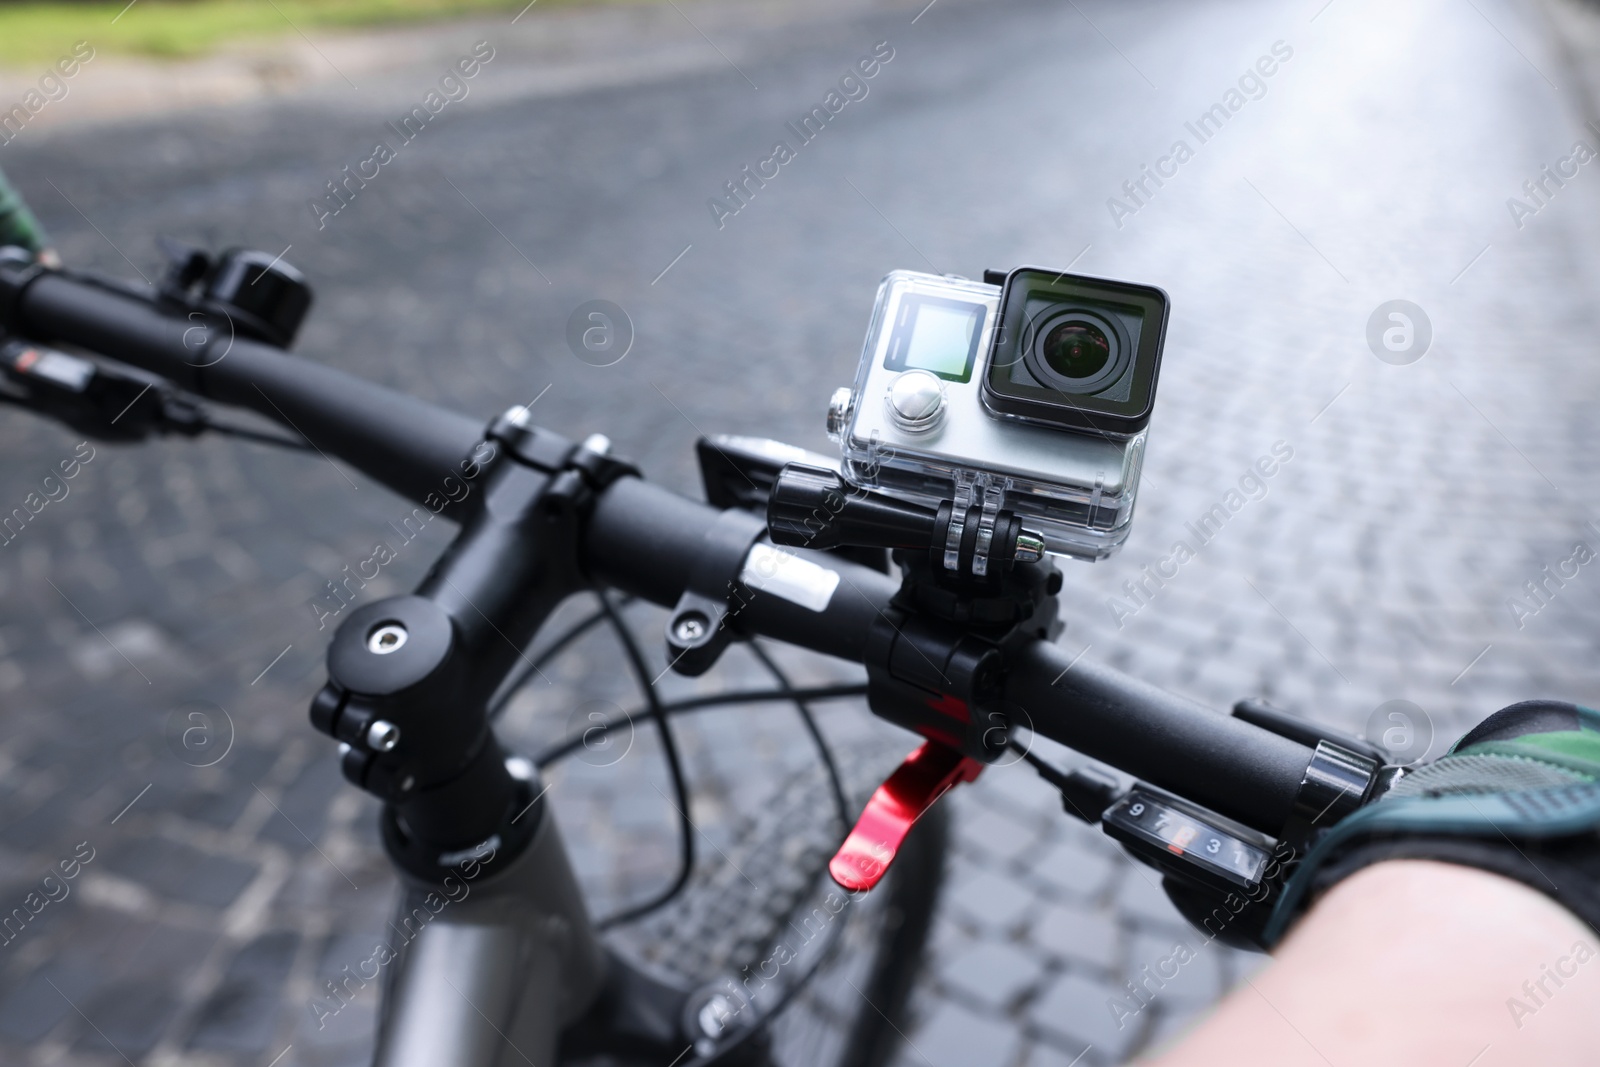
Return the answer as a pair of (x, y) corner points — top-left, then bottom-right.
(767, 463), (1063, 764)
(663, 508), (768, 677)
(765, 463), (1065, 890)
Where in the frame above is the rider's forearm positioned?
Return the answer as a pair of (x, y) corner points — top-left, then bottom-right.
(1144, 860), (1600, 1067)
(0, 168), (51, 256)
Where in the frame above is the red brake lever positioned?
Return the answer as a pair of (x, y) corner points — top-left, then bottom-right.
(829, 741), (983, 892)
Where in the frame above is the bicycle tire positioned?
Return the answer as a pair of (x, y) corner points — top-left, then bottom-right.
(567, 745), (951, 1067)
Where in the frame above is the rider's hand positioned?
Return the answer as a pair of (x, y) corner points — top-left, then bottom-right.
(1265, 700), (1600, 946)
(0, 166), (55, 264)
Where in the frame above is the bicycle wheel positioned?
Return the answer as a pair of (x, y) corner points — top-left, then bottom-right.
(560, 744), (950, 1067)
(490, 596), (951, 1067)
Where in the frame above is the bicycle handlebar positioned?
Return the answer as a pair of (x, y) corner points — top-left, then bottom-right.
(588, 476), (1311, 829)
(0, 259), (1315, 834)
(2, 264), (485, 504)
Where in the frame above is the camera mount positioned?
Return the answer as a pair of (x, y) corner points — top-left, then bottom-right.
(765, 462), (1063, 890)
(766, 463), (1046, 588)
(766, 463), (1062, 748)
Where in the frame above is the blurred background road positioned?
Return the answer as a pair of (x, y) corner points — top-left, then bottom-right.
(1, 0), (1599, 1064)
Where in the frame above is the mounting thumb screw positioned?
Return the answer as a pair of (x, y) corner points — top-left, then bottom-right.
(1013, 531), (1046, 563)
(767, 464), (936, 551)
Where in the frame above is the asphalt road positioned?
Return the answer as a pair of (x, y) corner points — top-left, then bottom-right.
(1, 0), (1599, 1064)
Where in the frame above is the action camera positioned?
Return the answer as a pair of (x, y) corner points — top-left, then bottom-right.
(825, 266), (1169, 560)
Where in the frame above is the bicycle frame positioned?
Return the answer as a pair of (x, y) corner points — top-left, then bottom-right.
(372, 810), (604, 1067)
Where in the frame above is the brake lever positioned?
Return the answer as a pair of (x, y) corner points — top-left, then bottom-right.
(0, 337), (203, 441)
(829, 740), (983, 891)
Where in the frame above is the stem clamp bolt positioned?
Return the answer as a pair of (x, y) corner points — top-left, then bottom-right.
(367, 720), (400, 753)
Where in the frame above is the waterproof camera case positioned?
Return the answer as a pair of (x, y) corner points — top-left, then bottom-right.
(826, 267), (1169, 561)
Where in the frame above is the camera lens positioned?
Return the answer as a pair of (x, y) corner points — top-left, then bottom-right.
(1040, 320), (1111, 380)
(979, 268), (1165, 435)
(1021, 308), (1127, 396)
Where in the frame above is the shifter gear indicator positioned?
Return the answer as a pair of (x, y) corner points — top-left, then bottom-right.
(1104, 790), (1269, 888)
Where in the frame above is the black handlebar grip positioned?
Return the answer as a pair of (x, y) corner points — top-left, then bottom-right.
(0, 262), (486, 508)
(586, 474), (896, 662)
(1005, 640), (1311, 833)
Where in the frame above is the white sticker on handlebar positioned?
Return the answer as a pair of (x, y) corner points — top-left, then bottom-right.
(740, 543), (840, 613)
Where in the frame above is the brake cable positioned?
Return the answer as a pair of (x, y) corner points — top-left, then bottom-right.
(594, 589), (698, 930)
(534, 685), (869, 768)
(486, 596), (626, 721)
(747, 638), (852, 834)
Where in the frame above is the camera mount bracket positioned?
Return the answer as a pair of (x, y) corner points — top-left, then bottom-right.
(945, 471), (1007, 576)
(765, 461), (1066, 890)
(766, 463), (1046, 584)
(765, 464), (1062, 750)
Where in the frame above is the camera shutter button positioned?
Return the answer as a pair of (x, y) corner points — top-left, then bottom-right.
(886, 370), (946, 433)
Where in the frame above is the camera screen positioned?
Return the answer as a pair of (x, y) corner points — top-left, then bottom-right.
(884, 295), (983, 382)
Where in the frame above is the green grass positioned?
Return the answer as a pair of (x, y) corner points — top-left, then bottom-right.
(0, 0), (615, 67)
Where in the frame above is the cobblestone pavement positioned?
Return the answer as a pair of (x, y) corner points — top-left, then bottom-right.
(2, 0), (1600, 1063)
